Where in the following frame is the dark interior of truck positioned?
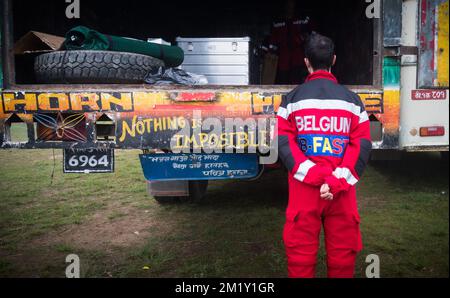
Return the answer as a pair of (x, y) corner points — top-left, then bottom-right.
(10, 0), (376, 86)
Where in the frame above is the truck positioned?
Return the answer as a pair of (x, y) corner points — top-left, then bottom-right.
(1, 0), (448, 202)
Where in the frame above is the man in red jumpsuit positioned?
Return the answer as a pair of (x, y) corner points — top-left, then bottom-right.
(269, 0), (313, 84)
(277, 33), (372, 278)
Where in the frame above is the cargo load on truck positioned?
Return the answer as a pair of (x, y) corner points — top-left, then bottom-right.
(11, 0), (376, 86)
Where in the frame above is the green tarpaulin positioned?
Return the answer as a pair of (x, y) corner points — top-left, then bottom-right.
(63, 26), (184, 67)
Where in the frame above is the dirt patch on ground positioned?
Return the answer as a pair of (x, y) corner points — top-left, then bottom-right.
(357, 195), (388, 210)
(30, 203), (169, 252)
(0, 202), (176, 277)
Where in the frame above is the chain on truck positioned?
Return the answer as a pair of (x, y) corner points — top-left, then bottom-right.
(0, 0), (448, 203)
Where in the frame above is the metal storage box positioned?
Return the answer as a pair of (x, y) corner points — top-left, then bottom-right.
(176, 37), (250, 85)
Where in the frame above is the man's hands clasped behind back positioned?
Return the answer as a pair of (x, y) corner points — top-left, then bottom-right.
(320, 183), (333, 200)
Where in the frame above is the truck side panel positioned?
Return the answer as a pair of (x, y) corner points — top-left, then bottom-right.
(0, 88), (391, 150)
(400, 0), (449, 151)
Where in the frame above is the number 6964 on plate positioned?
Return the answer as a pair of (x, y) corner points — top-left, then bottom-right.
(63, 148), (114, 173)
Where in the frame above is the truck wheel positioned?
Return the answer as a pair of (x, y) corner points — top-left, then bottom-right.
(187, 180), (209, 203)
(34, 50), (164, 84)
(153, 196), (180, 204)
(152, 181), (208, 204)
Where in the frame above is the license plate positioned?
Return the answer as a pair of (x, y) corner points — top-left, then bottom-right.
(411, 89), (448, 100)
(63, 148), (114, 173)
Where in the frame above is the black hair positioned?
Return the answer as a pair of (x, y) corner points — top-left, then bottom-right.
(304, 32), (335, 70)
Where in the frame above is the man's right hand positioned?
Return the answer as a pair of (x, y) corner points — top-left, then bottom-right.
(320, 183), (333, 200)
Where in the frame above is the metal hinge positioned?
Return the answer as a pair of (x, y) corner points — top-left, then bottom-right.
(384, 46), (418, 57)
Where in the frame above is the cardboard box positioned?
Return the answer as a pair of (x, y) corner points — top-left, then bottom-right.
(14, 31), (65, 55)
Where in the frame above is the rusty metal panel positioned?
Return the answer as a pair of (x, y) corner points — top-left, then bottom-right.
(418, 0), (449, 88)
(383, 0), (403, 46)
(437, 0), (449, 86)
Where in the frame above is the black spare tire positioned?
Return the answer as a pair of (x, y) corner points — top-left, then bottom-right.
(34, 50), (165, 84)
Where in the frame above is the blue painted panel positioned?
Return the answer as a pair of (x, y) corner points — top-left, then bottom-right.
(297, 134), (349, 158)
(139, 153), (259, 181)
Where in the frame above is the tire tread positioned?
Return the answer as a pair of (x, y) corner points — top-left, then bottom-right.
(35, 50), (164, 84)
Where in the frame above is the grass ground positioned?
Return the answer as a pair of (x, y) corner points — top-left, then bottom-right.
(0, 148), (448, 278)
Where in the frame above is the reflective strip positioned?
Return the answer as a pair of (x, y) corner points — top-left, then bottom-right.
(294, 160), (315, 182)
(283, 99), (366, 122)
(277, 106), (289, 119)
(273, 22), (286, 27)
(359, 110), (369, 124)
(333, 167), (358, 185)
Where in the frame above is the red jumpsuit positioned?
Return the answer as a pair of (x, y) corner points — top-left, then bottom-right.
(276, 70), (372, 278)
(269, 17), (314, 84)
